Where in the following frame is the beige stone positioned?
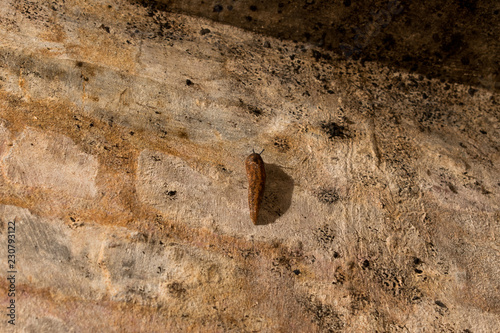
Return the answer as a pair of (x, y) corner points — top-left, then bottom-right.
(0, 0), (498, 332)
(2, 127), (98, 198)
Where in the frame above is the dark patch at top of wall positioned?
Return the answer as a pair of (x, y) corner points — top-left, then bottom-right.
(132, 0), (499, 91)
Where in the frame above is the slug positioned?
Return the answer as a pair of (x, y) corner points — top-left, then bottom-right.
(245, 149), (266, 224)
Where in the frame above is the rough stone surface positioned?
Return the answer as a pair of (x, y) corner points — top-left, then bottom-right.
(154, 0), (500, 90)
(3, 128), (98, 198)
(0, 0), (498, 332)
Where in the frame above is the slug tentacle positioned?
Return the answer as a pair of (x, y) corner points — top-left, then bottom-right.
(245, 152), (266, 224)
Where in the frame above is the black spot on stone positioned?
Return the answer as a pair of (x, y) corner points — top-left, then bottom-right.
(321, 121), (349, 139)
(167, 281), (186, 297)
(200, 28), (211, 35)
(479, 129), (487, 134)
(312, 50), (332, 62)
(343, 0), (351, 7)
(248, 105), (262, 116)
(316, 188), (339, 204)
(100, 24), (110, 33)
(468, 87), (478, 96)
(302, 297), (345, 331)
(245, 16), (253, 22)
(293, 269), (301, 275)
(447, 183), (458, 193)
(186, 79), (193, 86)
(273, 137), (290, 152)
(413, 257), (422, 265)
(414, 268), (423, 274)
(315, 225), (336, 247)
(213, 4), (223, 12)
(435, 300), (447, 308)
(362, 259), (370, 268)
(250, 5), (258, 11)
(76, 61), (84, 67)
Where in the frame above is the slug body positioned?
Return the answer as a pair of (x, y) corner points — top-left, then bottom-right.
(245, 152), (266, 224)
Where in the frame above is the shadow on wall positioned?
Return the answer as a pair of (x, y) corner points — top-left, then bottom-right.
(257, 163), (294, 226)
(146, 0), (499, 90)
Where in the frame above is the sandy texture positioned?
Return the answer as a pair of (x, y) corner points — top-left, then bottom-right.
(0, 0), (498, 332)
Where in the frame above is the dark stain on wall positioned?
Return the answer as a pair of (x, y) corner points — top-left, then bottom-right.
(131, 0), (499, 90)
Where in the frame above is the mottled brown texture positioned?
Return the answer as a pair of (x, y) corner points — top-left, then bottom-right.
(245, 152), (266, 224)
(0, 0), (499, 332)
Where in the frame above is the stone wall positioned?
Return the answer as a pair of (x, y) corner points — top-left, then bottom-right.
(0, 0), (498, 331)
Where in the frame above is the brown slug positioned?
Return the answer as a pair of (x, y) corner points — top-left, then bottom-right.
(245, 149), (266, 225)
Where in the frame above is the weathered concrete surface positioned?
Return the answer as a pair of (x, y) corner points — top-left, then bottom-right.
(0, 0), (498, 332)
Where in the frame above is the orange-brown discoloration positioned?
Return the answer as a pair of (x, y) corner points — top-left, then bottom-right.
(245, 152), (266, 224)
